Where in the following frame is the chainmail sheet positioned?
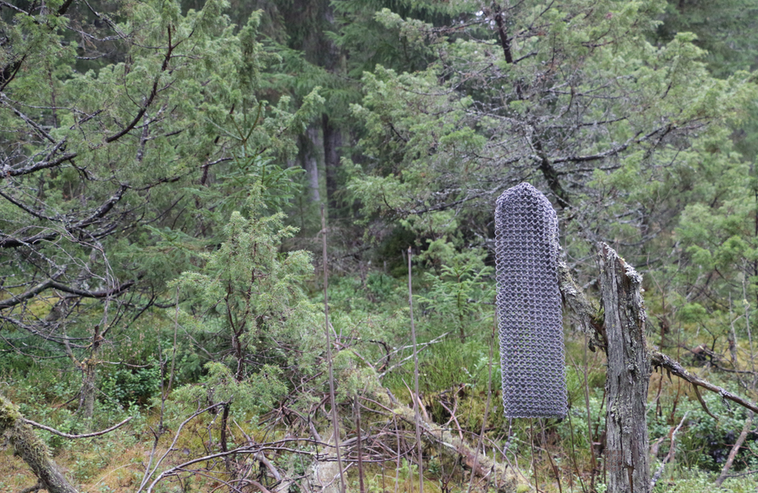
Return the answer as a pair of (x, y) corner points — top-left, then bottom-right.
(495, 183), (567, 418)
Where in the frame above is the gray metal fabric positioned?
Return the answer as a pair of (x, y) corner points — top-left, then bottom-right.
(495, 183), (567, 418)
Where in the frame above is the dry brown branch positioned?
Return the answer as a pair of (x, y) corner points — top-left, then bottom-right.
(137, 402), (226, 493)
(388, 395), (521, 490)
(377, 332), (450, 378)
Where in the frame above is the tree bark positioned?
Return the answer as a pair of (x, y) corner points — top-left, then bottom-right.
(79, 359), (96, 422)
(302, 125), (322, 203)
(323, 113), (342, 212)
(0, 394), (79, 493)
(598, 243), (651, 493)
(79, 323), (102, 424)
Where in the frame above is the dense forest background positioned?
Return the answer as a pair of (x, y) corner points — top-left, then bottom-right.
(2, 0), (758, 491)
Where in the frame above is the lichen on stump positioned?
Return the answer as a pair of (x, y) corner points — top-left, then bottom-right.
(0, 394), (78, 493)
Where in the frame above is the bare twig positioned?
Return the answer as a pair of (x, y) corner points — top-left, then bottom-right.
(467, 306), (496, 493)
(408, 246), (424, 493)
(650, 411), (689, 490)
(715, 411), (754, 486)
(137, 402), (225, 493)
(23, 417), (132, 439)
(355, 395), (366, 493)
(321, 204), (346, 493)
(377, 332), (450, 378)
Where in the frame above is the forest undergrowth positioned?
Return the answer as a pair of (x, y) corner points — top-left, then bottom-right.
(2, 268), (757, 492)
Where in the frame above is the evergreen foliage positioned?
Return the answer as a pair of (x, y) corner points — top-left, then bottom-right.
(2, 0), (758, 491)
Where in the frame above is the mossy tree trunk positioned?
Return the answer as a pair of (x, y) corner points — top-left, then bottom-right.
(598, 243), (651, 493)
(0, 394), (78, 493)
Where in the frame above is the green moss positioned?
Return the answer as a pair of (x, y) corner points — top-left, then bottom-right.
(0, 394), (21, 432)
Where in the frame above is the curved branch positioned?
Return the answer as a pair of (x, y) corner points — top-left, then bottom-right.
(0, 230), (58, 249)
(0, 184), (128, 249)
(104, 26), (175, 144)
(23, 416), (132, 439)
(7, 152), (78, 178)
(74, 184), (128, 228)
(49, 279), (135, 299)
(0, 316), (88, 347)
(0, 269), (67, 309)
(0, 277), (135, 309)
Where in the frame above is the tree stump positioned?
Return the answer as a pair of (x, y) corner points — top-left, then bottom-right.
(598, 243), (651, 493)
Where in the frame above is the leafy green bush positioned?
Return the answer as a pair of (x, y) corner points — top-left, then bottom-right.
(99, 364), (161, 408)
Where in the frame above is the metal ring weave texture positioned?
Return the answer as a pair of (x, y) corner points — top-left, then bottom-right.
(495, 183), (567, 418)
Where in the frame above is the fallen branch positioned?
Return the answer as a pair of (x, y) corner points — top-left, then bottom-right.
(384, 395), (521, 490)
(651, 352), (758, 414)
(558, 261), (758, 416)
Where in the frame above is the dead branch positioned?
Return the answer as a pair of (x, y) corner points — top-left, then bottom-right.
(23, 416), (132, 439)
(650, 411), (689, 490)
(377, 331), (451, 378)
(387, 395), (521, 490)
(0, 277), (135, 309)
(715, 411), (754, 486)
(559, 258), (758, 416)
(651, 352), (758, 414)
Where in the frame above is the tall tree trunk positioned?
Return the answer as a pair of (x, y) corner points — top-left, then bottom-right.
(598, 243), (651, 493)
(0, 394), (79, 493)
(323, 113), (341, 212)
(302, 125), (322, 203)
(79, 359), (96, 421)
(79, 323), (102, 425)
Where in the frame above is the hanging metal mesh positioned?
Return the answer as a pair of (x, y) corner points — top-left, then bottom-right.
(495, 183), (567, 418)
